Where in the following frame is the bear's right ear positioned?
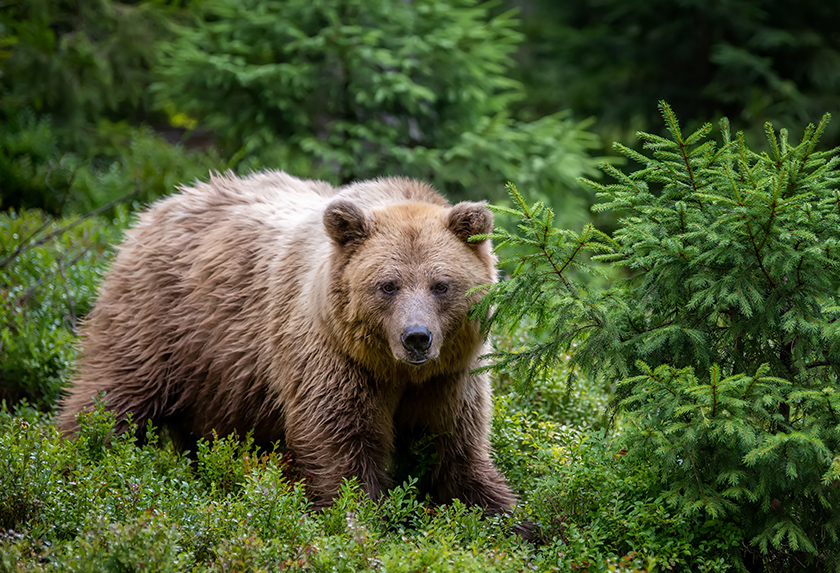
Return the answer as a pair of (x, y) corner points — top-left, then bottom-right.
(324, 200), (369, 246)
(448, 201), (493, 243)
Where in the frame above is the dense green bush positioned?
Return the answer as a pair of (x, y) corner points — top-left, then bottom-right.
(0, 112), (76, 213)
(476, 103), (840, 571)
(0, 111), (223, 214)
(509, 0), (840, 150)
(486, 390), (739, 571)
(153, 0), (602, 213)
(529, 432), (737, 572)
(66, 122), (223, 213)
(0, 208), (126, 409)
(0, 0), (223, 213)
(0, 0), (167, 131)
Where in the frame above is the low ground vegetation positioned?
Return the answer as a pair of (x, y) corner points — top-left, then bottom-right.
(0, 388), (731, 572)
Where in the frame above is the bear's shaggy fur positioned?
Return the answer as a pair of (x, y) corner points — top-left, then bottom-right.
(57, 170), (516, 512)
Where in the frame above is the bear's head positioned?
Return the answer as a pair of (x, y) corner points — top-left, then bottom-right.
(324, 195), (496, 380)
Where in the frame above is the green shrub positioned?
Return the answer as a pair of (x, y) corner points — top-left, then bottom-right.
(0, 111), (223, 214)
(491, 328), (610, 430)
(476, 102), (840, 570)
(195, 430), (261, 496)
(0, 111), (76, 213)
(153, 0), (603, 212)
(0, 208), (126, 409)
(508, 0), (840, 151)
(529, 431), (738, 572)
(490, 396), (573, 496)
(0, 0), (168, 131)
(0, 386), (738, 572)
(0, 405), (65, 532)
(0, 0), (219, 214)
(67, 121), (223, 214)
(48, 515), (191, 573)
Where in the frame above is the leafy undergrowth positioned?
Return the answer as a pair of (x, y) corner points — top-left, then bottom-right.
(1, 209), (128, 411)
(0, 397), (735, 573)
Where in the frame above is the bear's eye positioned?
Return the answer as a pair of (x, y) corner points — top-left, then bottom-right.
(432, 282), (449, 295)
(380, 282), (398, 295)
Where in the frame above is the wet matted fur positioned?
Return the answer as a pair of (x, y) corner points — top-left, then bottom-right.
(58, 170), (516, 512)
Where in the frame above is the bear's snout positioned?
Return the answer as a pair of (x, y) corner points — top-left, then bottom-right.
(401, 325), (433, 364)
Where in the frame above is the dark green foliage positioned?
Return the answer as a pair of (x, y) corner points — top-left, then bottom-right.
(0, 112), (76, 213)
(478, 103), (840, 570)
(0, 110), (223, 214)
(0, 0), (166, 130)
(509, 0), (840, 149)
(0, 0), (223, 213)
(620, 363), (839, 563)
(526, 431), (738, 572)
(66, 121), (224, 214)
(0, 209), (126, 410)
(2, 0), (597, 219)
(487, 398), (737, 571)
(153, 0), (602, 206)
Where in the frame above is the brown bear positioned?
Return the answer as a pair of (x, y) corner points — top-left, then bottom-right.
(57, 170), (516, 513)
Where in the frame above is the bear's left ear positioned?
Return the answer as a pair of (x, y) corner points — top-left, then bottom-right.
(448, 202), (493, 243)
(324, 200), (369, 246)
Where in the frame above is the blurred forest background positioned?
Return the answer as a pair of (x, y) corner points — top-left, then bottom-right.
(1, 1), (840, 571)
(3, 0), (839, 218)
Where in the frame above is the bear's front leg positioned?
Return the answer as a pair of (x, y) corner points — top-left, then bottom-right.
(412, 372), (517, 514)
(284, 373), (399, 508)
(431, 420), (517, 513)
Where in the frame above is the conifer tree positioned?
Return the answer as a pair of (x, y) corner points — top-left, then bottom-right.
(476, 102), (840, 570)
(152, 0), (601, 207)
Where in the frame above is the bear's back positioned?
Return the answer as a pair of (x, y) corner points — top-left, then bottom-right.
(335, 176), (449, 212)
(148, 170), (336, 234)
(143, 171), (449, 240)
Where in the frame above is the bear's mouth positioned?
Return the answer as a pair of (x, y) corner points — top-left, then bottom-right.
(405, 356), (429, 366)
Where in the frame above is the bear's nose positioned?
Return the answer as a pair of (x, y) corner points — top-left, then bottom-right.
(401, 325), (432, 353)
